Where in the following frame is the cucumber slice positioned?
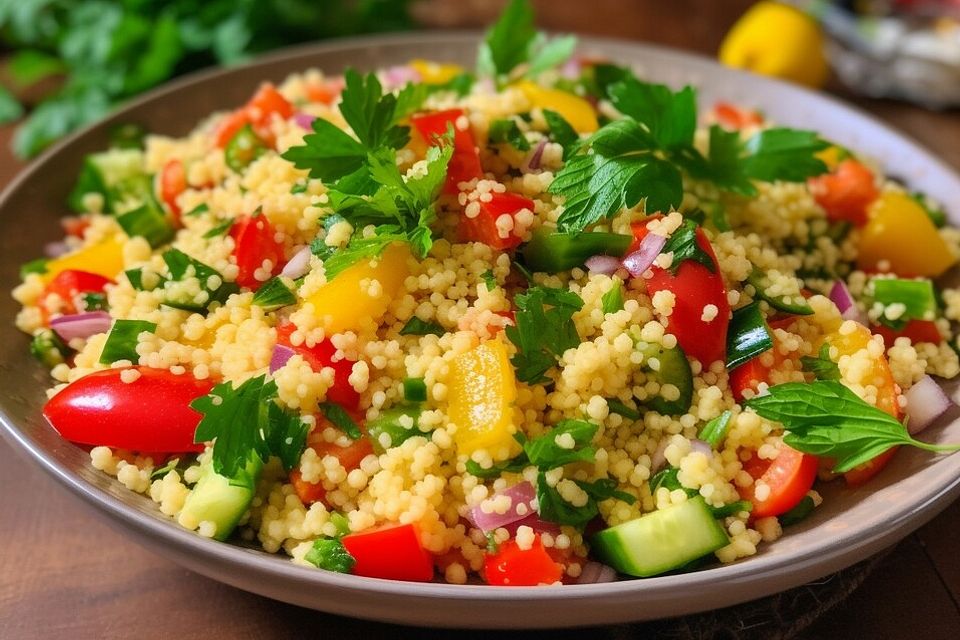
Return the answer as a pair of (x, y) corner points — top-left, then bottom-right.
(747, 269), (813, 315)
(179, 455), (262, 541)
(68, 148), (148, 213)
(591, 497), (729, 577)
(636, 341), (693, 415)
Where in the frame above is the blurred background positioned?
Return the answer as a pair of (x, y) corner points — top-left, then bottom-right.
(1, 0), (958, 161)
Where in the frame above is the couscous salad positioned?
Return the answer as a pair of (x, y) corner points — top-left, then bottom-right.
(14, 0), (960, 586)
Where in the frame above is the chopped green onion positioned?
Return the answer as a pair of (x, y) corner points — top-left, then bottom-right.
(329, 512), (351, 537)
(202, 218), (234, 239)
(519, 228), (631, 273)
(30, 329), (70, 368)
(366, 405), (423, 454)
(726, 302), (772, 370)
(251, 277), (297, 311)
(699, 410), (732, 448)
(225, 124), (267, 173)
(402, 377), (428, 403)
(99, 319), (157, 364)
(116, 202), (174, 248)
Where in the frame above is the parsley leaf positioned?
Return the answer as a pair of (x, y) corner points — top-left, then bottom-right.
(480, 269), (498, 292)
(800, 344), (841, 381)
(608, 77), (696, 150)
(282, 118), (368, 183)
(542, 109), (579, 160)
(305, 538), (356, 573)
(601, 277), (624, 314)
(504, 285), (584, 384)
(523, 420), (598, 469)
(488, 118), (531, 151)
(745, 380), (960, 473)
(661, 218), (715, 274)
(399, 317), (445, 337)
(99, 319), (156, 364)
(478, 0), (576, 80)
(321, 232), (406, 281)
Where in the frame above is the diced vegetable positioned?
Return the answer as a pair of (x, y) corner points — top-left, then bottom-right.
(224, 124), (268, 173)
(746, 269), (812, 315)
(869, 278), (937, 329)
(38, 269), (114, 322)
(409, 59), (465, 85)
(49, 311), (112, 342)
(872, 319), (942, 349)
(179, 453), (262, 541)
(739, 443), (818, 518)
(158, 158), (187, 222)
(726, 302), (773, 370)
(251, 276), (297, 311)
(402, 378), (427, 403)
(230, 214), (286, 290)
(30, 329), (70, 368)
(857, 192), (956, 277)
(99, 319), (157, 364)
(411, 108), (483, 193)
(514, 80), (598, 133)
(591, 497), (729, 578)
(779, 494), (816, 527)
(519, 228), (631, 273)
(290, 418), (373, 506)
(275, 323), (359, 410)
(68, 148), (147, 213)
(460, 191), (535, 250)
(41, 236), (125, 283)
(341, 523), (434, 582)
(807, 159), (878, 226)
(483, 534), (563, 586)
(635, 340), (693, 415)
(115, 200), (175, 248)
(448, 339), (518, 456)
(366, 405), (424, 454)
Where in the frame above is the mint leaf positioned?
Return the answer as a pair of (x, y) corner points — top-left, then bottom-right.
(505, 285), (584, 384)
(601, 277), (624, 314)
(800, 344), (840, 381)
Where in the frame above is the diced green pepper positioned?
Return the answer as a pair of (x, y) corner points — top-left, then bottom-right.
(225, 124), (267, 173)
(30, 329), (70, 368)
(870, 277), (937, 330)
(402, 377), (428, 403)
(366, 405), (423, 454)
(519, 228), (632, 273)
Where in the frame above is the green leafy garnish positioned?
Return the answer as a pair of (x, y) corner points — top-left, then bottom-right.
(726, 302), (772, 371)
(480, 269), (498, 292)
(745, 380), (960, 473)
(710, 499), (753, 519)
(477, 0), (575, 80)
(399, 317), (445, 337)
(81, 292), (108, 312)
(99, 319), (156, 364)
(488, 118), (531, 151)
(601, 277), (624, 314)
(116, 202), (175, 248)
(30, 329), (70, 368)
(183, 203), (209, 218)
(542, 109), (579, 160)
(319, 401), (362, 440)
(661, 218), (715, 274)
(161, 249), (239, 313)
(202, 218), (234, 239)
(800, 344), (840, 381)
(536, 475), (633, 529)
(523, 419), (598, 470)
(699, 410), (733, 448)
(304, 538), (356, 573)
(505, 285), (584, 384)
(251, 277), (297, 311)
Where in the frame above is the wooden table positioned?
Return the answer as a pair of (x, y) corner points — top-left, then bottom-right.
(2, 1), (960, 637)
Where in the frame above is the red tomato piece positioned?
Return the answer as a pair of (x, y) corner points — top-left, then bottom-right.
(740, 444), (818, 518)
(40, 269), (114, 322)
(229, 214), (286, 290)
(61, 216), (91, 239)
(289, 417), (373, 506)
(341, 523), (435, 582)
(460, 192), (535, 250)
(713, 101), (763, 130)
(43, 366), (213, 453)
(275, 323), (360, 410)
(630, 217), (730, 365)
(807, 159), (878, 227)
(306, 77), (345, 104)
(483, 535), (564, 586)
(159, 159), (187, 223)
(411, 109), (483, 193)
(872, 319), (942, 350)
(214, 83), (294, 149)
(843, 446), (898, 486)
(214, 110), (252, 149)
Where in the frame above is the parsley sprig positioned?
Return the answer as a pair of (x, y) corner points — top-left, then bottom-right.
(745, 380), (960, 473)
(504, 285), (584, 384)
(477, 0), (576, 81)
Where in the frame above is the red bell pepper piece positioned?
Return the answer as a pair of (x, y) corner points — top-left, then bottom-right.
(230, 214), (286, 290)
(872, 319), (942, 350)
(275, 323), (360, 410)
(214, 83), (294, 149)
(807, 159), (878, 227)
(461, 192), (535, 250)
(40, 269), (114, 323)
(289, 415), (373, 506)
(411, 108), (483, 193)
(43, 366), (213, 453)
(341, 523), (435, 582)
(483, 535), (564, 586)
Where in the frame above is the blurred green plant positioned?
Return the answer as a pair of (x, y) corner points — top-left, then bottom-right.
(0, 0), (412, 158)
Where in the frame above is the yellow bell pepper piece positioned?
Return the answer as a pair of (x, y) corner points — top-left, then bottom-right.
(409, 59), (464, 85)
(448, 339), (518, 458)
(719, 1), (829, 88)
(42, 235), (126, 283)
(819, 322), (899, 418)
(305, 242), (410, 334)
(857, 192), (956, 277)
(514, 80), (598, 133)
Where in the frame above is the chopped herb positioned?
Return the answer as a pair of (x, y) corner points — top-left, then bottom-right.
(30, 329), (70, 368)
(399, 317), (445, 337)
(224, 124), (267, 173)
(20, 258), (49, 278)
(606, 398), (640, 420)
(745, 380), (960, 473)
(161, 249), (239, 313)
(542, 109), (579, 160)
(319, 401), (362, 440)
(601, 277), (625, 314)
(661, 218), (715, 274)
(726, 302), (772, 371)
(183, 203), (210, 218)
(330, 512), (351, 537)
(116, 202), (175, 248)
(477, 0), (575, 80)
(150, 457), (182, 480)
(81, 292), (108, 311)
(251, 277), (297, 311)
(304, 538), (356, 573)
(263, 402), (310, 472)
(523, 419), (598, 470)
(124, 268), (164, 292)
(202, 218), (234, 239)
(910, 191), (947, 228)
(480, 269), (498, 291)
(536, 474), (634, 529)
(99, 319), (156, 364)
(505, 285), (584, 384)
(488, 118), (531, 151)
(710, 500), (753, 519)
(699, 410), (733, 448)
(402, 377), (428, 403)
(465, 456), (530, 479)
(800, 344), (841, 381)
(291, 182), (309, 194)
(780, 495), (816, 527)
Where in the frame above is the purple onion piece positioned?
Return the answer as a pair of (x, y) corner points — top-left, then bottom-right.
(280, 245), (312, 279)
(559, 57), (582, 80)
(585, 254), (622, 275)
(621, 231), (667, 278)
(293, 113), (317, 130)
(382, 65), (422, 89)
(577, 561), (618, 584)
(44, 241), (71, 258)
(690, 439), (713, 456)
(501, 512), (561, 537)
(50, 311), (113, 341)
(829, 280), (855, 314)
(650, 439), (669, 474)
(905, 375), (953, 435)
(469, 481), (538, 533)
(269, 344), (297, 374)
(525, 139), (548, 171)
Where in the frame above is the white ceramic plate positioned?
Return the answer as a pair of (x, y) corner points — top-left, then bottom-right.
(2, 33), (959, 629)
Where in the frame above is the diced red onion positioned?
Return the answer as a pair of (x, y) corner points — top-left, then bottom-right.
(293, 113), (316, 130)
(560, 57), (582, 80)
(525, 139), (548, 171)
(829, 280), (854, 313)
(576, 561), (618, 584)
(905, 375), (952, 434)
(382, 65), (422, 89)
(470, 481), (537, 533)
(44, 241), (70, 258)
(650, 439), (669, 474)
(501, 512), (561, 537)
(690, 439), (712, 456)
(621, 232), (666, 278)
(50, 311), (112, 341)
(585, 254), (622, 275)
(280, 245), (311, 279)
(269, 344), (297, 374)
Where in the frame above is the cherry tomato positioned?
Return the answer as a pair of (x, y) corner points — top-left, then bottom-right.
(631, 217), (730, 365)
(843, 446), (899, 486)
(341, 523), (435, 582)
(289, 416), (373, 506)
(411, 109), (483, 193)
(713, 101), (763, 130)
(483, 535), (564, 586)
(43, 366), (213, 453)
(460, 192), (535, 250)
(275, 323), (360, 409)
(214, 83), (294, 149)
(871, 319), (942, 350)
(159, 159), (187, 223)
(39, 269), (114, 322)
(807, 159), (878, 227)
(740, 443), (818, 518)
(229, 214), (286, 290)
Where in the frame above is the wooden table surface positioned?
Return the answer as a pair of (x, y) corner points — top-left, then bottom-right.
(2, 1), (960, 637)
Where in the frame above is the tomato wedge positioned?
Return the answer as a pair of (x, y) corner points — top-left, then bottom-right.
(275, 323), (360, 409)
(289, 416), (372, 506)
(39, 269), (114, 322)
(740, 443), (818, 518)
(460, 191), (534, 250)
(43, 366), (213, 453)
(483, 535), (564, 586)
(341, 523), (434, 582)
(631, 217), (730, 365)
(159, 159), (187, 223)
(411, 108), (483, 193)
(214, 83), (294, 149)
(807, 159), (878, 227)
(871, 319), (942, 350)
(230, 214), (285, 290)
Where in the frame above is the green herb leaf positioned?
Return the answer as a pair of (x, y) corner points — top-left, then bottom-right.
(699, 410), (733, 448)
(478, 0), (536, 77)
(606, 398), (640, 420)
(183, 203), (209, 218)
(192, 376), (275, 478)
(726, 302), (772, 371)
(661, 218), (715, 274)
(399, 317), (445, 337)
(319, 401), (362, 440)
(480, 269), (498, 292)
(536, 474), (633, 529)
(338, 69), (409, 150)
(601, 277), (624, 314)
(262, 402), (310, 472)
(710, 499), (753, 519)
(251, 276), (297, 311)
(526, 34), (577, 77)
(282, 117), (368, 183)
(202, 218), (234, 239)
(305, 538), (356, 573)
(20, 258), (49, 278)
(465, 455), (530, 479)
(779, 494), (815, 527)
(99, 319), (156, 364)
(608, 78), (696, 150)
(800, 344), (841, 381)
(523, 419), (598, 470)
(505, 285), (584, 384)
(321, 232), (406, 282)
(30, 329), (70, 368)
(161, 249), (238, 313)
(0, 84), (24, 125)
(542, 109), (579, 160)
(116, 202), (175, 248)
(488, 118), (531, 151)
(745, 380), (960, 473)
